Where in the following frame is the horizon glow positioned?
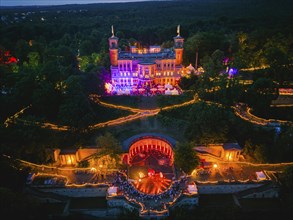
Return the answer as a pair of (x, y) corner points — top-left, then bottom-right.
(1, 0), (169, 6)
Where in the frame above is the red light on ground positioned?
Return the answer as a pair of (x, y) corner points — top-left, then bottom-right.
(133, 174), (171, 195)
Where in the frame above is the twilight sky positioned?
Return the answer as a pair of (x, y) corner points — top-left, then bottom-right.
(1, 0), (167, 6)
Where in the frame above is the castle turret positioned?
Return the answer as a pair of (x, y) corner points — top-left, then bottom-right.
(174, 25), (184, 66)
(109, 25), (119, 67)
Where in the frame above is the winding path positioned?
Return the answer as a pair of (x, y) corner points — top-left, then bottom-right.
(232, 103), (293, 127)
(3, 94), (197, 131)
(3, 93), (292, 131)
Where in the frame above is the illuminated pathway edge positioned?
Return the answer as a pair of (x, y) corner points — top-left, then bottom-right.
(10, 155), (293, 216)
(232, 104), (293, 127)
(3, 94), (292, 131)
(3, 94), (197, 131)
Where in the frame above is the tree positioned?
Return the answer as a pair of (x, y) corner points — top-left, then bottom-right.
(212, 75), (244, 105)
(161, 40), (173, 49)
(279, 166), (293, 209)
(174, 141), (199, 174)
(23, 52), (41, 71)
(183, 32), (225, 66)
(246, 78), (279, 115)
(178, 74), (198, 90)
(264, 46), (291, 84)
(58, 75), (95, 128)
(95, 132), (121, 155)
(80, 40), (94, 56)
(40, 60), (64, 83)
(32, 81), (61, 119)
(15, 40), (30, 65)
(211, 49), (225, 75)
(201, 49), (225, 77)
(273, 126), (293, 162)
(186, 102), (233, 144)
(280, 166), (293, 188)
(13, 72), (36, 107)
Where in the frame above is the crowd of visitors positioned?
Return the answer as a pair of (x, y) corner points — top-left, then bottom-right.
(112, 171), (183, 207)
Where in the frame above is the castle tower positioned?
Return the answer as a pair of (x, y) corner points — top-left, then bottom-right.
(109, 25), (119, 67)
(174, 25), (184, 66)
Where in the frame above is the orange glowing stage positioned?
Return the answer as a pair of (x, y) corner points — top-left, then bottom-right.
(124, 134), (176, 195)
(133, 173), (172, 195)
(128, 148), (174, 195)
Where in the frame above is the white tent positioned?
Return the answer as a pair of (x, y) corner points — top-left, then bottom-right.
(171, 89), (179, 95)
(165, 89), (172, 95)
(165, 83), (173, 89)
(107, 186), (118, 197)
(256, 171), (266, 181)
(186, 63), (196, 74)
(187, 184), (198, 194)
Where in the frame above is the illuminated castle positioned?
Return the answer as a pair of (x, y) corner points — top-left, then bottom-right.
(108, 25), (184, 89)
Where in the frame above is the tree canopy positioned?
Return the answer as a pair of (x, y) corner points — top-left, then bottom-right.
(174, 141), (199, 174)
(186, 102), (234, 144)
